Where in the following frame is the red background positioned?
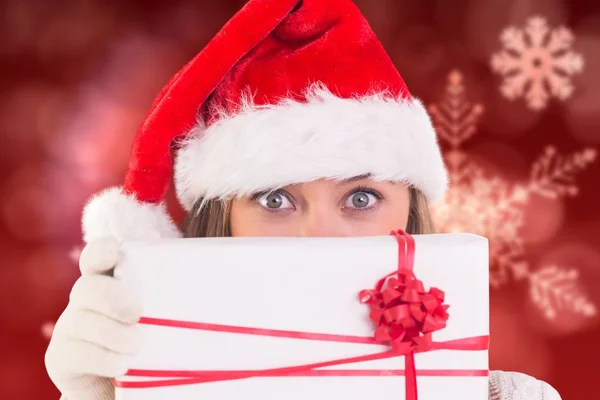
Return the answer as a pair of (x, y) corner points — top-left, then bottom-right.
(1, 0), (599, 398)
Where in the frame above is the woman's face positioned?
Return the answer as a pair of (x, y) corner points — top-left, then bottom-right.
(230, 177), (410, 237)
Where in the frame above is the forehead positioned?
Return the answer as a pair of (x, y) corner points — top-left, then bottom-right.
(336, 174), (372, 184)
(284, 175), (397, 190)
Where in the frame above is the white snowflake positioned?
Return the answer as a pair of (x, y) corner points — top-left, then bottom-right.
(490, 16), (584, 110)
(429, 70), (597, 321)
(529, 266), (596, 319)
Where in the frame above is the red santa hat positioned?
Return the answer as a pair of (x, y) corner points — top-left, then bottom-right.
(82, 0), (448, 243)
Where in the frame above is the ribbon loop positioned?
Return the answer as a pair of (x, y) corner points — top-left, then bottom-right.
(357, 230), (452, 400)
(359, 232), (450, 353)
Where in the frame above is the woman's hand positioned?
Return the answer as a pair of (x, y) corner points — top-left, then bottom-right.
(489, 371), (562, 400)
(45, 238), (142, 400)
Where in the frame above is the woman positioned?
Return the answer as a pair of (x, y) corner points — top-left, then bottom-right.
(45, 0), (562, 399)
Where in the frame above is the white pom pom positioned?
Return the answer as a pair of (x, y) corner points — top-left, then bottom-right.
(82, 187), (181, 243)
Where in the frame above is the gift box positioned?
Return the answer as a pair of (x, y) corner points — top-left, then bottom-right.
(114, 231), (489, 400)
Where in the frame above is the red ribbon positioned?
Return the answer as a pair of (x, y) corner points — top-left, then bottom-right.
(358, 230), (451, 400)
(115, 230), (489, 400)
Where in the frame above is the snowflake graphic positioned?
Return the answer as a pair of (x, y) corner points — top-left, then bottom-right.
(530, 266), (596, 320)
(429, 70), (596, 322)
(490, 16), (584, 110)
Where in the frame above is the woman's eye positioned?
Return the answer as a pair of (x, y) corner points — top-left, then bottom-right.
(344, 191), (379, 209)
(256, 192), (294, 210)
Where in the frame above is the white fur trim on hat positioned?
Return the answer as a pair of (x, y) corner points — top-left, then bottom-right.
(82, 187), (181, 243)
(174, 86), (448, 210)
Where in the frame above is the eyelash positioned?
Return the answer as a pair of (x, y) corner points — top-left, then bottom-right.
(251, 186), (383, 214)
(344, 186), (383, 213)
(250, 190), (294, 214)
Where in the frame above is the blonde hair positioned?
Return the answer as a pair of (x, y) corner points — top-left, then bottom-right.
(182, 187), (435, 237)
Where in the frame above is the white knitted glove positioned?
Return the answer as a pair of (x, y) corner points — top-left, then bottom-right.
(45, 238), (142, 400)
(489, 371), (562, 400)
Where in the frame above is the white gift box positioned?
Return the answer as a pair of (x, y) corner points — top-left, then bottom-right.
(115, 233), (489, 400)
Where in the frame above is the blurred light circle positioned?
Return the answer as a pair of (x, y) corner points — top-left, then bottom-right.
(356, 0), (403, 42)
(0, 245), (74, 332)
(41, 321), (55, 339)
(465, 0), (567, 63)
(564, 33), (600, 144)
(96, 34), (186, 102)
(1, 186), (49, 241)
(0, 164), (85, 242)
(47, 34), (187, 189)
(520, 194), (565, 246)
(507, 0), (567, 26)
(35, 2), (115, 60)
(46, 86), (135, 187)
(68, 245), (84, 264)
(526, 242), (600, 336)
(479, 81), (541, 138)
(465, 0), (512, 62)
(0, 354), (39, 398)
(565, 106), (600, 145)
(392, 25), (446, 83)
(23, 246), (75, 301)
(490, 294), (553, 380)
(44, 170), (89, 241)
(469, 141), (530, 178)
(160, 3), (220, 46)
(1, 0), (39, 54)
(0, 165), (48, 241)
(434, 2), (468, 38)
(0, 243), (30, 329)
(37, 17), (93, 58)
(0, 84), (65, 165)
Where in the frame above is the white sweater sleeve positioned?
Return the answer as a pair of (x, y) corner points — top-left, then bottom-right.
(57, 377), (114, 400)
(489, 371), (562, 400)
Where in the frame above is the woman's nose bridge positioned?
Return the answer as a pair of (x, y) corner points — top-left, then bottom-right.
(301, 199), (342, 237)
(295, 181), (349, 237)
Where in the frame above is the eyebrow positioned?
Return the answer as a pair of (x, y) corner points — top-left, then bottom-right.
(337, 174), (372, 184)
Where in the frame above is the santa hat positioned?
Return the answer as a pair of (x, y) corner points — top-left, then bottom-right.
(82, 0), (448, 243)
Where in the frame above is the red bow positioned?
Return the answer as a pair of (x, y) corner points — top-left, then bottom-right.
(356, 230), (453, 400)
(359, 269), (450, 354)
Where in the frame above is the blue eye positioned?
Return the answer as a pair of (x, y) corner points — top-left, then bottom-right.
(256, 191), (294, 210)
(345, 191), (378, 209)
